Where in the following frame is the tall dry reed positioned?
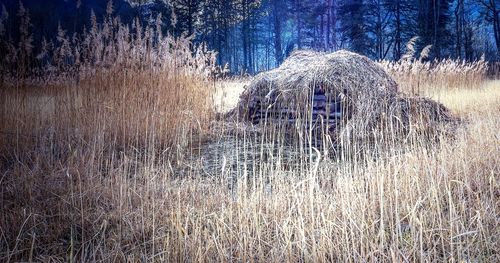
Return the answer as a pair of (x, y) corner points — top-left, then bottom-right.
(379, 38), (488, 95)
(0, 3), (217, 155)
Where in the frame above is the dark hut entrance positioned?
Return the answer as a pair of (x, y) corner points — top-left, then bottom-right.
(249, 87), (345, 123)
(246, 83), (352, 147)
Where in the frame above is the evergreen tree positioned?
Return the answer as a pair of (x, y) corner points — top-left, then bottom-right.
(384, 0), (417, 60)
(171, 0), (200, 36)
(417, 0), (453, 58)
(339, 0), (372, 54)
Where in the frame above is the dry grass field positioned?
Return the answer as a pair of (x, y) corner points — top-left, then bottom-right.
(0, 13), (499, 262)
(1, 74), (498, 262)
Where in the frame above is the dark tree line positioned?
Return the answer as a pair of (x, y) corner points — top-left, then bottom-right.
(2, 0), (499, 74)
(162, 0), (498, 73)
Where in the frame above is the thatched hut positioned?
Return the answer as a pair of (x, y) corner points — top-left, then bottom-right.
(230, 50), (455, 146)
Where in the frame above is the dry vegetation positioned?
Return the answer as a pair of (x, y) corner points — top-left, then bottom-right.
(0, 10), (499, 263)
(232, 50), (458, 153)
(379, 38), (489, 95)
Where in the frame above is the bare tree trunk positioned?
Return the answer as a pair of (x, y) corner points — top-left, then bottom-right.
(331, 0), (337, 50)
(375, 0), (384, 59)
(455, 0), (463, 58)
(320, 14), (325, 50)
(271, 0), (283, 64)
(296, 0), (302, 49)
(394, 0), (402, 60)
(326, 0), (331, 49)
(434, 0), (440, 57)
(242, 0), (249, 72)
(464, 25), (473, 60)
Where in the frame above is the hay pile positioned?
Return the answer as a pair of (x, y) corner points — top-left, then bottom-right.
(230, 50), (456, 145)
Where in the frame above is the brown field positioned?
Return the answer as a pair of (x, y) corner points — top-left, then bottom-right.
(0, 15), (498, 262)
(1, 74), (498, 261)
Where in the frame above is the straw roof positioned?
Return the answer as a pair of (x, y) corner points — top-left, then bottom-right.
(245, 50), (398, 96)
